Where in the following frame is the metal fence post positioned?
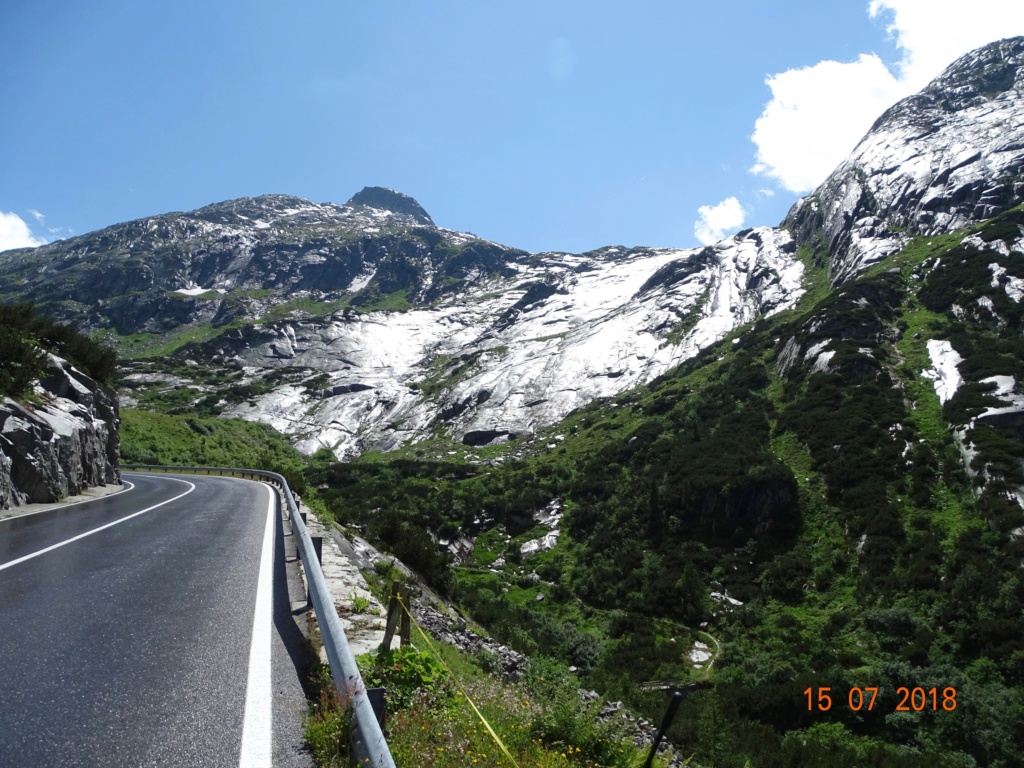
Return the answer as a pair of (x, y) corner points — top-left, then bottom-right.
(311, 536), (323, 566)
(643, 691), (683, 768)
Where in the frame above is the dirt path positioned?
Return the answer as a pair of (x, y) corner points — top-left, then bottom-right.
(697, 629), (722, 678)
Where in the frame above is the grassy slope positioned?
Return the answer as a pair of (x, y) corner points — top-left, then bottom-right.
(120, 408), (306, 470)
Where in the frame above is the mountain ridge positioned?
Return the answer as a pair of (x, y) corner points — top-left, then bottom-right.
(785, 35), (1024, 285)
(2, 37), (1023, 461)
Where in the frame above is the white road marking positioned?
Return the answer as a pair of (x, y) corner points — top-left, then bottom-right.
(0, 478), (195, 572)
(239, 483), (275, 768)
(0, 480), (136, 524)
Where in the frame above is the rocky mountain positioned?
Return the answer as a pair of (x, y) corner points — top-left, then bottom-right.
(0, 189), (805, 459)
(213, 226), (801, 457)
(1, 37), (1023, 464)
(786, 36), (1024, 284)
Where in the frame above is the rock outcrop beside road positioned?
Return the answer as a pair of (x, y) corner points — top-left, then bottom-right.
(0, 353), (120, 508)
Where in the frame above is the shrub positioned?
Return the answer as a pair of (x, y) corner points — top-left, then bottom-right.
(359, 646), (451, 711)
(0, 302), (117, 396)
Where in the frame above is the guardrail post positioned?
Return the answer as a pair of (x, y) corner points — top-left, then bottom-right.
(366, 687), (387, 733)
(311, 536), (323, 566)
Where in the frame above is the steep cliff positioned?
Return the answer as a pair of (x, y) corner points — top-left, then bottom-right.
(0, 353), (120, 507)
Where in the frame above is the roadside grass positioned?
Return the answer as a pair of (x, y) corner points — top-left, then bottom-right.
(304, 661), (351, 768)
(306, 639), (662, 768)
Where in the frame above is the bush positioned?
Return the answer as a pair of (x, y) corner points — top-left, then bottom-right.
(359, 647), (451, 711)
(523, 657), (635, 767)
(0, 325), (45, 399)
(0, 302), (116, 397)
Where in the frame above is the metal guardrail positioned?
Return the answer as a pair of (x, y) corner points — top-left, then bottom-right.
(122, 464), (396, 768)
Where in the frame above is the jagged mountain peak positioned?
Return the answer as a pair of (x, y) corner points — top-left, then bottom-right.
(345, 186), (433, 226)
(786, 35), (1024, 286)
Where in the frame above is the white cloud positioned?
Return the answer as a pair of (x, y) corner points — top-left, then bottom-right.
(869, 0), (1024, 90)
(0, 211), (46, 252)
(28, 209), (44, 223)
(694, 197), (746, 245)
(751, 0), (1024, 193)
(751, 54), (902, 192)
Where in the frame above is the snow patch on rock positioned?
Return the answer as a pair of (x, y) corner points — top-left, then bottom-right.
(173, 285), (228, 296)
(922, 339), (964, 404)
(989, 263), (1024, 303)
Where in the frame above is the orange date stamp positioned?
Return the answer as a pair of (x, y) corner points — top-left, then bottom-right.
(804, 686), (957, 712)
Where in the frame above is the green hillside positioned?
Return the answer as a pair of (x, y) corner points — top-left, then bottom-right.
(120, 409), (308, 484)
(305, 206), (1024, 767)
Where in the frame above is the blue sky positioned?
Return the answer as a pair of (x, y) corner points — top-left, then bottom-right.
(2, 1), (1022, 254)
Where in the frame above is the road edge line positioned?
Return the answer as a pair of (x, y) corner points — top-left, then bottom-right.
(239, 483), (275, 768)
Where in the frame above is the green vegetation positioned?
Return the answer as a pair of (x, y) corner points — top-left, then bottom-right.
(410, 351), (483, 400)
(259, 297), (346, 323)
(0, 302), (116, 397)
(303, 207), (1024, 766)
(120, 409), (307, 479)
(350, 287), (412, 313)
(107, 320), (246, 360)
(118, 360), (321, 416)
(792, 242), (832, 311)
(303, 662), (352, 768)
(665, 287), (710, 345)
(349, 593), (374, 615)
(309, 641), (655, 767)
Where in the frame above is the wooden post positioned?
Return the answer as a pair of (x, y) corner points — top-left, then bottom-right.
(399, 588), (411, 647)
(379, 581), (401, 653)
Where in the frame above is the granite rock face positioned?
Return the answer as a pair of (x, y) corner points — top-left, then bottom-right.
(785, 36), (1024, 285)
(214, 227), (804, 458)
(0, 353), (120, 508)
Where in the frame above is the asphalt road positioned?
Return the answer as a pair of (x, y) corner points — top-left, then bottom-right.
(0, 472), (314, 768)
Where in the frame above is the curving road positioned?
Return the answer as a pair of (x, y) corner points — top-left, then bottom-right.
(0, 472), (314, 768)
